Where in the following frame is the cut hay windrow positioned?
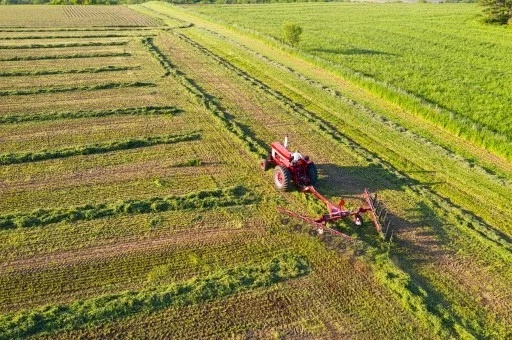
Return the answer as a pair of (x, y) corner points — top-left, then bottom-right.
(0, 106), (181, 125)
(0, 27), (156, 33)
(0, 253), (309, 338)
(0, 185), (254, 230)
(0, 131), (200, 166)
(0, 41), (128, 49)
(0, 52), (131, 62)
(0, 65), (140, 78)
(0, 34), (153, 40)
(0, 81), (155, 97)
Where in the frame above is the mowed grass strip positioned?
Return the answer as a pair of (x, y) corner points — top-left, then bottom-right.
(0, 41), (128, 50)
(0, 65), (140, 78)
(0, 81), (155, 97)
(0, 106), (181, 124)
(0, 131), (200, 166)
(0, 186), (253, 230)
(0, 253), (309, 339)
(0, 52), (130, 62)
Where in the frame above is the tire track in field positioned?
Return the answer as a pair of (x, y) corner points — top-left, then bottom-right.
(173, 31), (512, 255)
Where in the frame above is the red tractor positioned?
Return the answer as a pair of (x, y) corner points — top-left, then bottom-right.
(261, 137), (389, 239)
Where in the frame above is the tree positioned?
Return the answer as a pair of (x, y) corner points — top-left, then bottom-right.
(480, 0), (512, 24)
(282, 22), (303, 48)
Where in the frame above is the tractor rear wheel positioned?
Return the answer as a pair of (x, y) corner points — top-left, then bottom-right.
(274, 165), (291, 191)
(307, 163), (318, 185)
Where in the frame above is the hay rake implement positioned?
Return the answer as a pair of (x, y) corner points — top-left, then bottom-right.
(261, 137), (391, 240)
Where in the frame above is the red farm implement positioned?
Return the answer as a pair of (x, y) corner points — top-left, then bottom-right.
(261, 137), (391, 240)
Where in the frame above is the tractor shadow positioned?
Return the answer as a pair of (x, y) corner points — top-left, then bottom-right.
(313, 163), (418, 196)
(303, 163), (468, 332)
(313, 163), (451, 260)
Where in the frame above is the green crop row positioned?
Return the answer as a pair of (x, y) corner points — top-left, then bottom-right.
(0, 105), (181, 125)
(0, 52), (131, 62)
(0, 41), (128, 50)
(0, 185), (253, 230)
(141, 36), (268, 158)
(0, 252), (309, 338)
(0, 81), (155, 97)
(0, 65), (140, 78)
(0, 131), (199, 166)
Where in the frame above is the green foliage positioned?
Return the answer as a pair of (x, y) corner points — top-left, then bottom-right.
(0, 185), (255, 229)
(282, 22), (303, 47)
(190, 3), (512, 159)
(0, 253), (310, 338)
(479, 0), (512, 24)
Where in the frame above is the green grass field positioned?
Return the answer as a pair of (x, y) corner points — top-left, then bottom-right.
(186, 3), (512, 159)
(0, 3), (511, 338)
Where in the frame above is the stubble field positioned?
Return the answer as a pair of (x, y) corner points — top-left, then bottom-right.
(0, 3), (511, 339)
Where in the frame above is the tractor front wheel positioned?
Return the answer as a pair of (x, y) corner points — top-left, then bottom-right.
(274, 165), (291, 191)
